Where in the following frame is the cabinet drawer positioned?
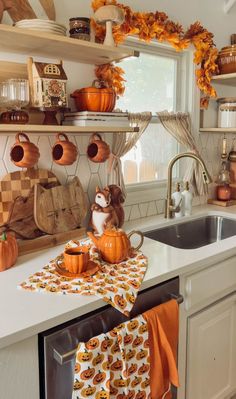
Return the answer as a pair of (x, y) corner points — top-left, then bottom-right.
(185, 256), (236, 311)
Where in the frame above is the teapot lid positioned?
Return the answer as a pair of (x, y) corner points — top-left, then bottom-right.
(104, 228), (125, 237)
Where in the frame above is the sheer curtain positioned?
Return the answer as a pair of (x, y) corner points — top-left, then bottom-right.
(107, 112), (152, 196)
(157, 111), (209, 195)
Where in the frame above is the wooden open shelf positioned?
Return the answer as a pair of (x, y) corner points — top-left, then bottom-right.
(200, 127), (236, 133)
(0, 124), (139, 135)
(212, 72), (236, 85)
(0, 24), (139, 65)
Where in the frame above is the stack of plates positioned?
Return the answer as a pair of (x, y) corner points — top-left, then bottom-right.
(15, 19), (67, 36)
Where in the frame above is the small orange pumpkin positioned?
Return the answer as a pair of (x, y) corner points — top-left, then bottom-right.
(127, 319), (139, 332)
(95, 388), (110, 399)
(132, 336), (144, 347)
(138, 363), (150, 375)
(80, 366), (95, 380)
(71, 80), (116, 112)
(111, 358), (123, 371)
(81, 385), (96, 397)
(136, 390), (147, 399)
(85, 337), (99, 350)
(114, 294), (127, 310)
(127, 363), (138, 376)
(92, 352), (105, 366)
(73, 379), (84, 390)
(0, 232), (18, 272)
(93, 370), (106, 385)
(77, 350), (93, 363)
(136, 349), (148, 361)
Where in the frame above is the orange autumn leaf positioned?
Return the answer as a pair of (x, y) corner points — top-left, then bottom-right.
(91, 2), (219, 98)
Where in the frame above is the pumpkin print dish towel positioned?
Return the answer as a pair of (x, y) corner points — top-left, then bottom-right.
(72, 314), (150, 399)
(18, 239), (148, 316)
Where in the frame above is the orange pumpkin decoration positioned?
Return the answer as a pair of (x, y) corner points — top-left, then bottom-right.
(52, 133), (78, 166)
(77, 350), (93, 362)
(136, 390), (147, 399)
(111, 358), (123, 371)
(127, 319), (139, 332)
(126, 349), (136, 361)
(92, 352), (105, 366)
(81, 385), (96, 397)
(73, 379), (84, 390)
(114, 294), (127, 310)
(87, 133), (110, 163)
(131, 376), (142, 388)
(136, 349), (148, 361)
(95, 388), (110, 399)
(10, 132), (40, 168)
(110, 385), (118, 395)
(80, 366), (96, 380)
(101, 337), (113, 352)
(132, 336), (144, 347)
(124, 333), (133, 345)
(85, 337), (99, 350)
(93, 370), (106, 385)
(70, 80), (116, 112)
(138, 363), (150, 375)
(127, 390), (135, 399)
(87, 229), (143, 264)
(0, 232), (18, 272)
(127, 363), (138, 376)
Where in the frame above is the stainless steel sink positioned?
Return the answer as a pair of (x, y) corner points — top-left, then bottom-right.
(144, 215), (236, 249)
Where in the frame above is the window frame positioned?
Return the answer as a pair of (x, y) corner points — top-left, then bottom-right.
(117, 38), (193, 200)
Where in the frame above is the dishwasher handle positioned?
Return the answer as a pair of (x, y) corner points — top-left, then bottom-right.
(53, 293), (184, 366)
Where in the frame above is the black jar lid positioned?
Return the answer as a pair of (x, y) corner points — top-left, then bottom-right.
(69, 17), (90, 22)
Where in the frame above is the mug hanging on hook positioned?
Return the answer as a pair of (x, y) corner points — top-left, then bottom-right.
(10, 132), (40, 168)
(87, 133), (110, 163)
(52, 133), (78, 166)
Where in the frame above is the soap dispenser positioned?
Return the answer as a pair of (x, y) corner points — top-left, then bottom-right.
(182, 181), (193, 216)
(171, 182), (184, 218)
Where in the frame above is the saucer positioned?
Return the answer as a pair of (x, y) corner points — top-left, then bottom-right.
(55, 260), (100, 278)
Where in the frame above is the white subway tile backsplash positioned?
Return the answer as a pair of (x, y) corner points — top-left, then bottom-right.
(129, 204), (141, 220)
(147, 201), (157, 217)
(139, 202), (149, 218)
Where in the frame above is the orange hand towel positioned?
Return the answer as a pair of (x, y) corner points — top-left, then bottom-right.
(143, 299), (179, 399)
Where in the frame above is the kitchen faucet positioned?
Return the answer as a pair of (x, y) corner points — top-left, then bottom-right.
(164, 152), (212, 218)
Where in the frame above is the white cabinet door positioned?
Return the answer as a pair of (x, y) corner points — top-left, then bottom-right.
(186, 293), (236, 399)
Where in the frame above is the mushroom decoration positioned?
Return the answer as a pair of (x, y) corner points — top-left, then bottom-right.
(94, 5), (125, 46)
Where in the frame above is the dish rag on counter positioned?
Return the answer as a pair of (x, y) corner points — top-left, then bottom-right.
(72, 314), (151, 399)
(143, 299), (179, 399)
(18, 239), (148, 316)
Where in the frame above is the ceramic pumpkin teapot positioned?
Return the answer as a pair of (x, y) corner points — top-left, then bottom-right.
(87, 228), (144, 264)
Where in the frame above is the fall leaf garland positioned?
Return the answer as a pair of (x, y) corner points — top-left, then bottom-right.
(92, 0), (219, 100)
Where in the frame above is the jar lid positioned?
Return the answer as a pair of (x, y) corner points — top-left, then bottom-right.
(217, 97), (236, 103)
(220, 44), (236, 52)
(69, 17), (90, 22)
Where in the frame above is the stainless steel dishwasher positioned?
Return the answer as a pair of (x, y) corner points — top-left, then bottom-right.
(38, 277), (182, 399)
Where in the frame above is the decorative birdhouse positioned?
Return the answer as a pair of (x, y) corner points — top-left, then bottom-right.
(27, 57), (68, 108)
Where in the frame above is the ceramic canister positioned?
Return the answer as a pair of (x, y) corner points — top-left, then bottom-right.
(217, 98), (236, 128)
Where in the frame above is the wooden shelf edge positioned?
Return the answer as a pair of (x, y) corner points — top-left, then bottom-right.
(212, 72), (236, 81)
(0, 124), (139, 134)
(0, 24), (139, 65)
(200, 127), (236, 133)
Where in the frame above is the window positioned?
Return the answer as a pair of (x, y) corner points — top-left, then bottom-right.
(117, 42), (183, 185)
(44, 64), (60, 76)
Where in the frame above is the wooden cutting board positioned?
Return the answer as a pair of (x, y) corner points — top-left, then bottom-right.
(6, 0), (37, 22)
(0, 168), (60, 225)
(34, 176), (87, 234)
(39, 0), (56, 20)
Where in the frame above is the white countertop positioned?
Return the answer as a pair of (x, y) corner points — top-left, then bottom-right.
(1, 204), (236, 350)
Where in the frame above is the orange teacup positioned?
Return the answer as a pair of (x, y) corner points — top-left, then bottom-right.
(64, 246), (90, 274)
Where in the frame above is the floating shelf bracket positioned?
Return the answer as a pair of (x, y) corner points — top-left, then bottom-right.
(224, 0), (236, 14)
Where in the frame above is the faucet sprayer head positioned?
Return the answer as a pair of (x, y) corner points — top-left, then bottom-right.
(202, 169), (212, 185)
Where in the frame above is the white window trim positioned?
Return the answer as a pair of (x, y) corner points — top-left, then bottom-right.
(118, 38), (196, 205)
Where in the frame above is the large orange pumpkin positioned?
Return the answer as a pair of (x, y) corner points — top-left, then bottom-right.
(70, 80), (116, 112)
(0, 232), (18, 272)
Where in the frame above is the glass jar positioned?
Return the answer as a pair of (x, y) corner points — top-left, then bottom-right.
(217, 184), (231, 201)
(217, 97), (236, 128)
(69, 17), (90, 41)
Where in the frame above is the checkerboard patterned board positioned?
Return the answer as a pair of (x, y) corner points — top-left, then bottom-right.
(0, 169), (59, 225)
